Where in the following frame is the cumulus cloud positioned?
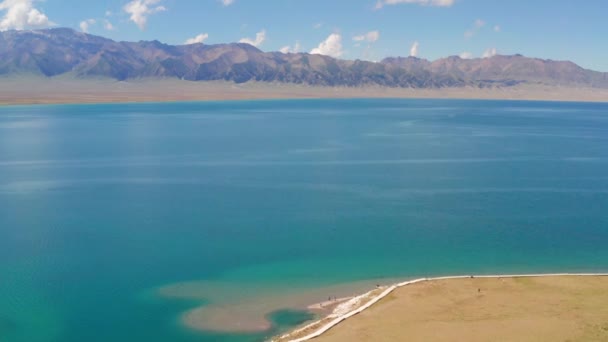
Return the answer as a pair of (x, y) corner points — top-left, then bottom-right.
(103, 19), (114, 31)
(80, 17), (114, 33)
(279, 41), (301, 54)
(185, 33), (209, 45)
(464, 19), (485, 38)
(459, 51), (473, 59)
(310, 33), (343, 58)
(239, 29), (266, 47)
(482, 47), (497, 58)
(353, 30), (380, 43)
(375, 0), (454, 9)
(220, 0), (234, 6)
(123, 0), (166, 30)
(0, 0), (53, 31)
(409, 41), (419, 57)
(79, 18), (96, 33)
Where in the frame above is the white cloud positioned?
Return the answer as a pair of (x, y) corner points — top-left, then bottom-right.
(464, 18), (485, 38)
(103, 19), (114, 31)
(279, 41), (301, 54)
(409, 40), (419, 57)
(79, 18), (96, 33)
(353, 30), (380, 43)
(310, 33), (343, 58)
(80, 15), (114, 33)
(494, 25), (501, 32)
(185, 33), (209, 45)
(474, 19), (486, 28)
(375, 0), (454, 9)
(482, 47), (497, 58)
(105, 10), (113, 17)
(123, 0), (166, 30)
(220, 0), (234, 6)
(459, 51), (473, 59)
(0, 0), (53, 31)
(239, 29), (266, 47)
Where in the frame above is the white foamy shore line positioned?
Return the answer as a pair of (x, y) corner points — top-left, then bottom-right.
(274, 272), (608, 342)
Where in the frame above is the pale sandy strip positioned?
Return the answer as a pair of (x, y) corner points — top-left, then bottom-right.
(280, 273), (608, 342)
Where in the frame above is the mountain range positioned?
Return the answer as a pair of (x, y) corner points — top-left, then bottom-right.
(1, 28), (607, 89)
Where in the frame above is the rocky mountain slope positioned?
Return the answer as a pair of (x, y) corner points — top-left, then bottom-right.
(1, 28), (606, 88)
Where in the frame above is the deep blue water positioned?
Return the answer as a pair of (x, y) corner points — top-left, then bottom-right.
(1, 99), (607, 341)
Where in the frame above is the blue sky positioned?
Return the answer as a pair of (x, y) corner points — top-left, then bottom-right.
(2, 0), (607, 71)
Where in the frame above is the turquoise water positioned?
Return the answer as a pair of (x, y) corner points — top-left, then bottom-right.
(1, 99), (608, 341)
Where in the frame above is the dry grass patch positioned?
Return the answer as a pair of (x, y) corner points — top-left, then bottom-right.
(315, 276), (608, 342)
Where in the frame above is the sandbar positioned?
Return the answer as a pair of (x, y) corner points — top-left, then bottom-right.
(157, 278), (396, 333)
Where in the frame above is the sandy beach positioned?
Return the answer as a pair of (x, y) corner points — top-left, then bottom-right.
(276, 274), (608, 342)
(157, 273), (608, 339)
(1, 77), (608, 105)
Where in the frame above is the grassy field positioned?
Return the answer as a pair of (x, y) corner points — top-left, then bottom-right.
(314, 276), (608, 342)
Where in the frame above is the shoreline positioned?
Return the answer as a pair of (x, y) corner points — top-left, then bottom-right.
(274, 273), (608, 342)
(1, 78), (608, 106)
(307, 297), (354, 311)
(156, 278), (393, 334)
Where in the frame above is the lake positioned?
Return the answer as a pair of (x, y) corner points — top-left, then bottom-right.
(1, 99), (607, 341)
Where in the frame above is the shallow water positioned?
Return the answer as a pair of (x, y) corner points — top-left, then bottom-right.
(1, 99), (608, 341)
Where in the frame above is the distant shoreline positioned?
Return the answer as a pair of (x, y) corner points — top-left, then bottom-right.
(275, 273), (608, 342)
(1, 78), (608, 106)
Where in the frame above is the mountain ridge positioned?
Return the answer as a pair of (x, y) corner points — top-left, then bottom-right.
(1, 28), (607, 88)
